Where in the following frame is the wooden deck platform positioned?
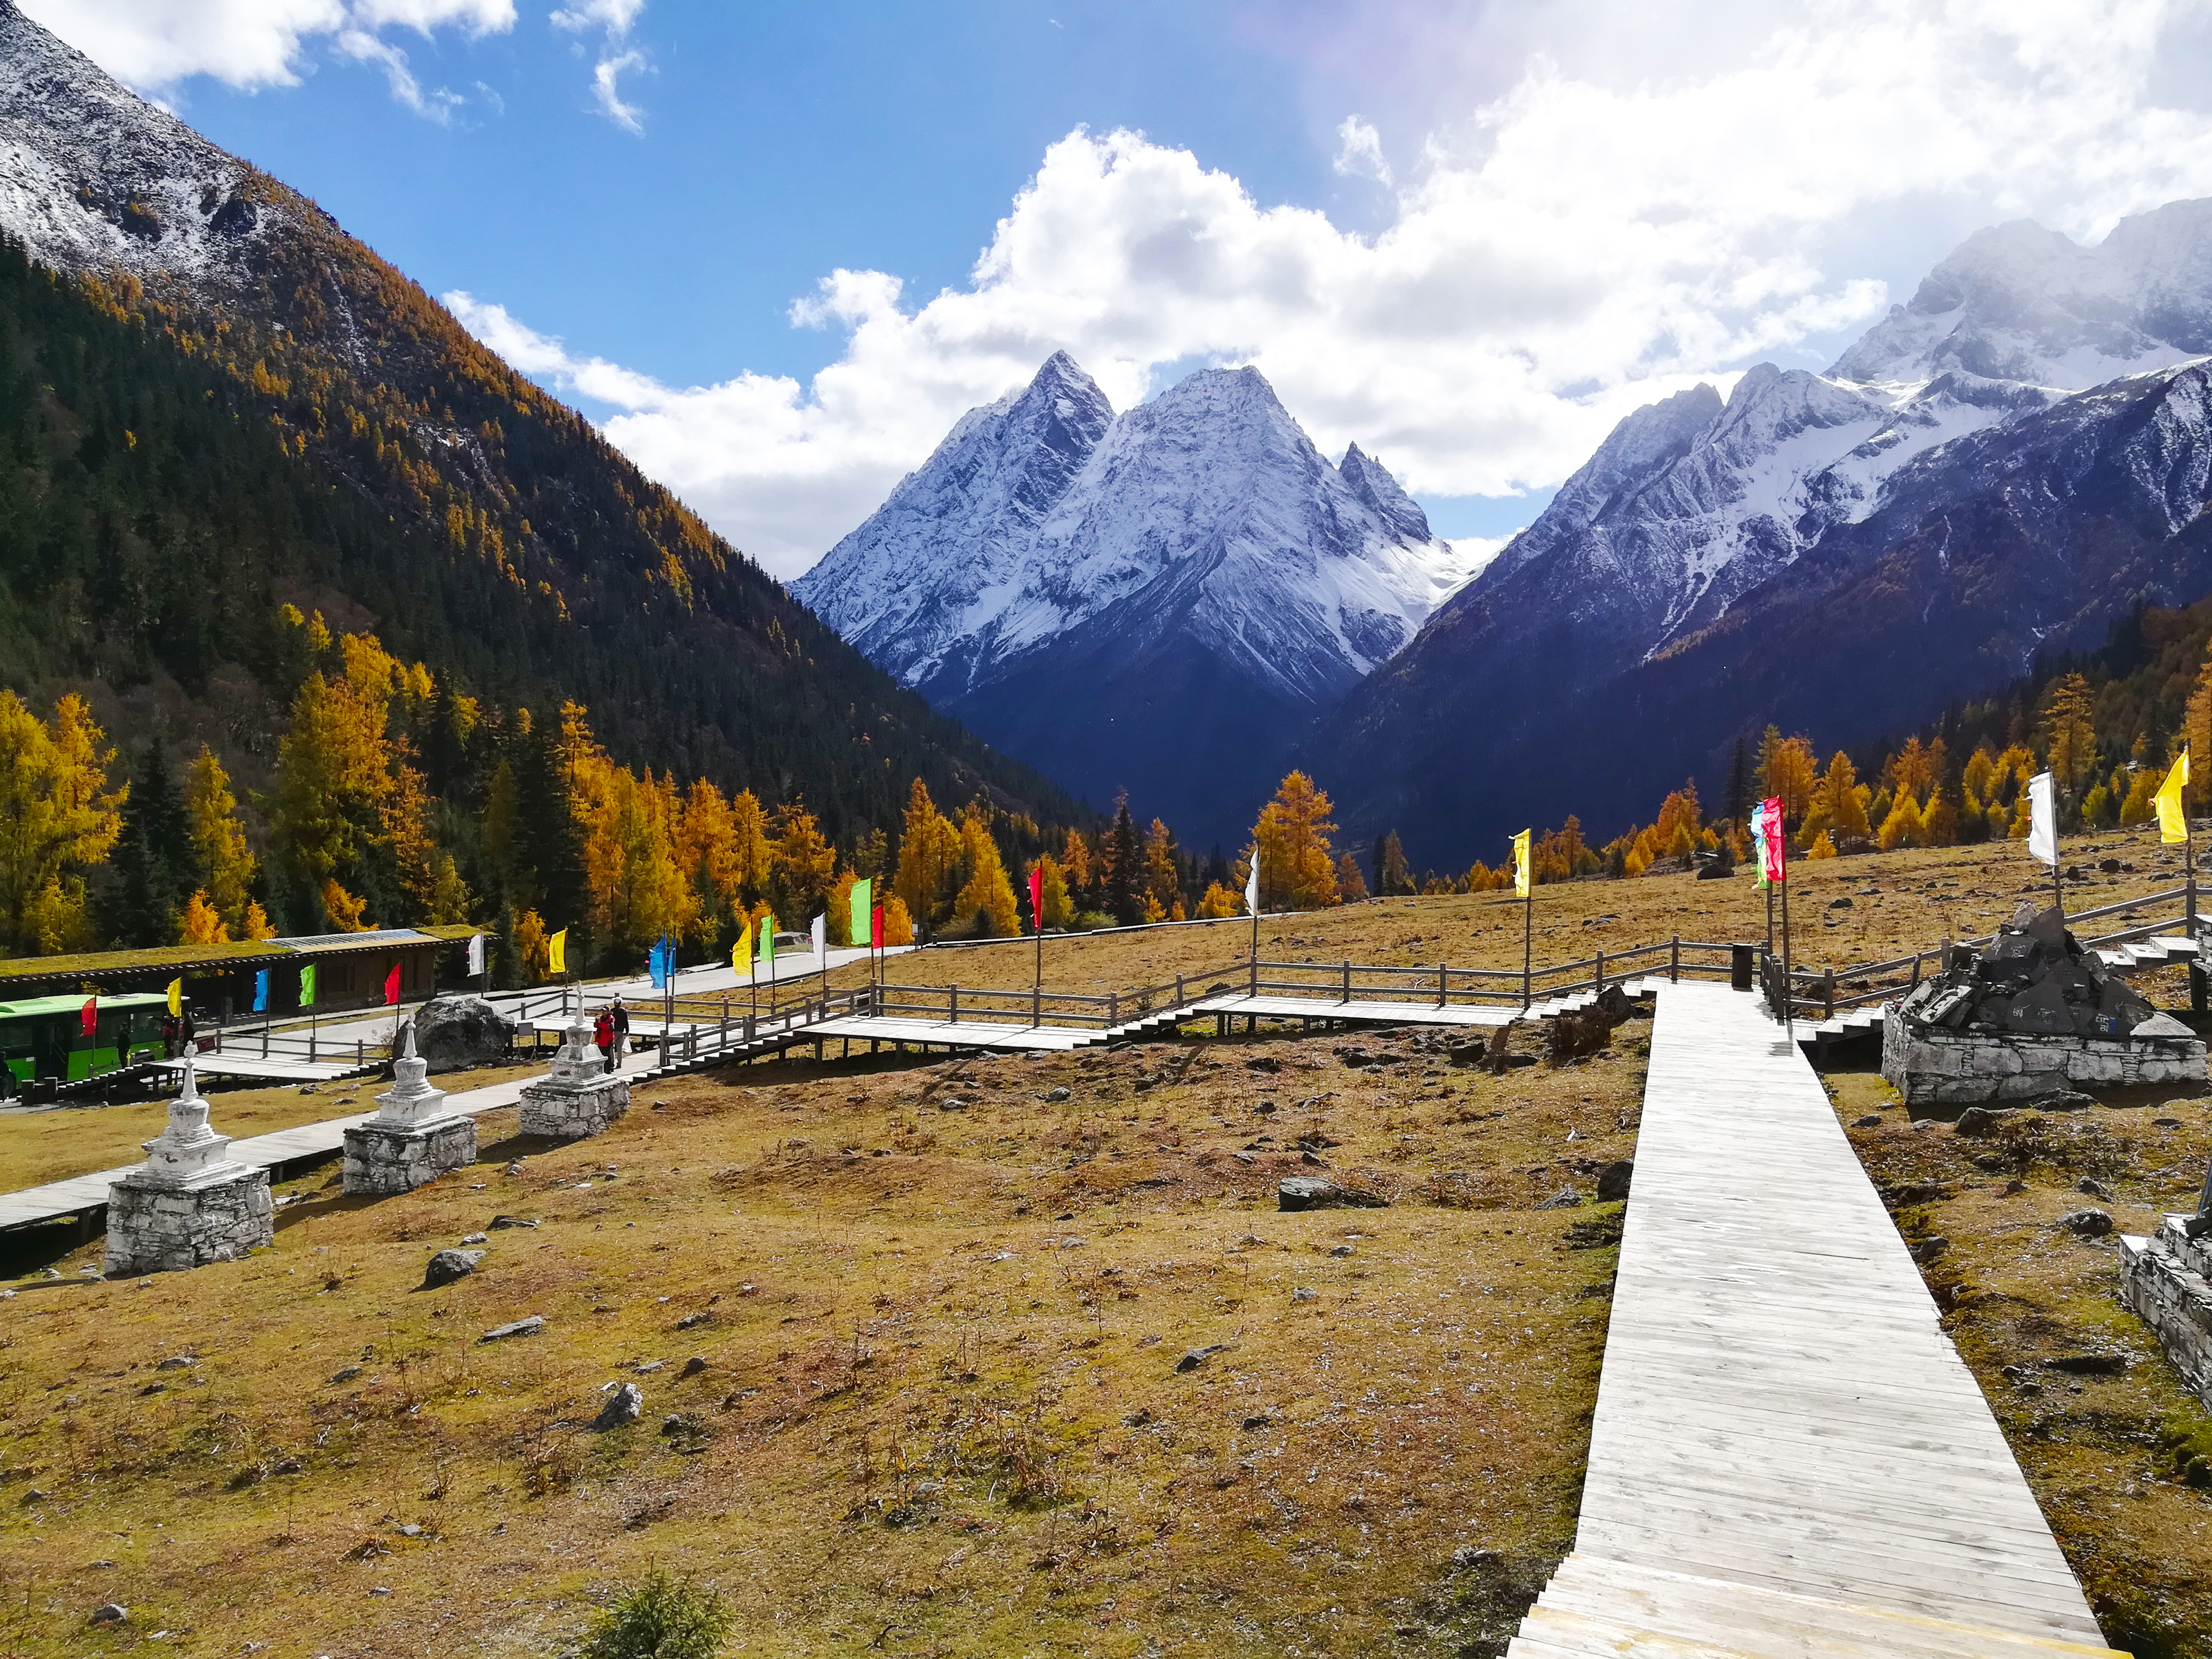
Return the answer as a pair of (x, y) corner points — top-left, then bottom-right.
(1509, 979), (2121, 1657)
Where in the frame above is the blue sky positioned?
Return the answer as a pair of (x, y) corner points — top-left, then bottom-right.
(34, 1), (2212, 571)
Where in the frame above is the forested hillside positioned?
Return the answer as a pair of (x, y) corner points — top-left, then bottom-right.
(0, 217), (1110, 961)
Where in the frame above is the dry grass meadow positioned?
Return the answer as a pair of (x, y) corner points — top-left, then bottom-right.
(6, 822), (2212, 1655)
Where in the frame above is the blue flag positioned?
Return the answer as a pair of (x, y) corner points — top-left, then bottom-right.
(648, 935), (674, 991)
(253, 969), (270, 1013)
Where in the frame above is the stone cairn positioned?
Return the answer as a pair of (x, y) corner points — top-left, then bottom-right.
(2119, 1178), (2212, 1410)
(1883, 902), (2205, 1107)
(518, 992), (629, 1141)
(342, 1021), (478, 1195)
(104, 1055), (273, 1278)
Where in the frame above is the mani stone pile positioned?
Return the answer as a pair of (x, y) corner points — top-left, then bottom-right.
(342, 1021), (477, 1195)
(519, 1000), (629, 1141)
(103, 1056), (273, 1278)
(2121, 1202), (2212, 1411)
(1883, 903), (2205, 1107)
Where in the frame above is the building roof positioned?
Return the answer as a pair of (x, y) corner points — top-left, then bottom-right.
(0, 940), (292, 990)
(0, 928), (469, 991)
(0, 992), (169, 1018)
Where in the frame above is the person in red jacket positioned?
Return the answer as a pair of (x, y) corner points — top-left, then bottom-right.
(593, 1007), (614, 1073)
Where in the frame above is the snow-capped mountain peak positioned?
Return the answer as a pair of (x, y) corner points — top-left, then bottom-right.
(793, 354), (1468, 840)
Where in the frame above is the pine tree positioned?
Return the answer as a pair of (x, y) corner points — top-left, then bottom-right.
(1100, 795), (1144, 925)
(183, 745), (258, 935)
(2043, 672), (2098, 800)
(1375, 830), (1412, 897)
(108, 735), (190, 948)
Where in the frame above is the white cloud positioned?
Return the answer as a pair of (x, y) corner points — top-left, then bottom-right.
(1331, 116), (1391, 186)
(447, 0), (2212, 579)
(20, 0), (635, 123)
(551, 0), (642, 35)
(334, 26), (462, 121)
(590, 47), (647, 132)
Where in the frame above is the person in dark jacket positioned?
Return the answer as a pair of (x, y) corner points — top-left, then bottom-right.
(608, 997), (629, 1070)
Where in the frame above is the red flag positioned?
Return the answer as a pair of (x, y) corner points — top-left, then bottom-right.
(871, 905), (884, 948)
(383, 961), (402, 1005)
(80, 996), (96, 1037)
(1029, 865), (1044, 933)
(1759, 796), (1787, 885)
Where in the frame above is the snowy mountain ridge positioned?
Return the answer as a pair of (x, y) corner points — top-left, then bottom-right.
(0, 0), (289, 286)
(793, 352), (1474, 838)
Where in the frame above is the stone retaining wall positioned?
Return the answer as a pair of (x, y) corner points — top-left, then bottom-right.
(518, 1075), (629, 1141)
(1882, 1011), (2205, 1107)
(2119, 1219), (2212, 1406)
(342, 1115), (477, 1195)
(104, 1168), (273, 1278)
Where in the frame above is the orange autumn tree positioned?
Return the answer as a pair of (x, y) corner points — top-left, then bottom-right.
(1250, 771), (1341, 911)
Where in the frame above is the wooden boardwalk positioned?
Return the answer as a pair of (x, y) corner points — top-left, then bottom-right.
(1511, 979), (2123, 1658)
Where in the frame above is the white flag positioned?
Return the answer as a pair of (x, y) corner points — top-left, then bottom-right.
(811, 913), (826, 960)
(466, 932), (486, 976)
(1245, 848), (1260, 917)
(2027, 770), (2058, 866)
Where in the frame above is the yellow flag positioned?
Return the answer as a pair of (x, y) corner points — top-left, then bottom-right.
(166, 977), (182, 1017)
(2156, 749), (2191, 845)
(1512, 829), (1532, 900)
(733, 919), (751, 971)
(548, 928), (567, 976)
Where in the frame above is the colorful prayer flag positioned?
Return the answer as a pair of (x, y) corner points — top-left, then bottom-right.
(79, 995), (96, 1037)
(2156, 750), (2191, 846)
(1748, 800), (1770, 889)
(166, 977), (182, 1017)
(383, 961), (402, 1006)
(467, 932), (487, 977)
(1758, 797), (1787, 885)
(648, 935), (675, 990)
(2027, 772), (2058, 867)
(811, 913), (826, 962)
(1028, 865), (1044, 933)
(757, 913), (776, 967)
(871, 905), (884, 949)
(1245, 850), (1260, 917)
(253, 969), (270, 1014)
(849, 877), (873, 947)
(548, 928), (567, 976)
(299, 963), (317, 1007)
(1511, 830), (1531, 900)
(733, 918), (751, 971)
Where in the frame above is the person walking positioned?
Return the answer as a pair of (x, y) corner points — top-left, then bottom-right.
(608, 996), (630, 1071)
(593, 1006), (615, 1074)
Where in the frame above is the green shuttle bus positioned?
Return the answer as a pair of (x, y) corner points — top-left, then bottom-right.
(0, 993), (168, 1088)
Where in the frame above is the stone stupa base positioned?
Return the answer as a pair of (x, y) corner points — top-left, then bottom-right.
(104, 1165), (273, 1278)
(518, 1074), (629, 1140)
(342, 1115), (478, 1195)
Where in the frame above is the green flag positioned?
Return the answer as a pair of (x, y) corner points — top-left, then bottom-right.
(756, 911), (775, 968)
(299, 963), (317, 1007)
(848, 878), (872, 948)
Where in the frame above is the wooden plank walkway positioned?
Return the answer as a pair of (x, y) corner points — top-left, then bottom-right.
(1510, 979), (2123, 1658)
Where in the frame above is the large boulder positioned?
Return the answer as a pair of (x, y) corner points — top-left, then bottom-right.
(411, 996), (513, 1074)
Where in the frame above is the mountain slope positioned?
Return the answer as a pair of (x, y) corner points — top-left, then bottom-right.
(797, 355), (1472, 844)
(1309, 201), (2212, 864)
(0, 0), (1078, 847)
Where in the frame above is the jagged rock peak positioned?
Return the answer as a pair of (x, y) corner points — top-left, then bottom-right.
(1339, 443), (1433, 542)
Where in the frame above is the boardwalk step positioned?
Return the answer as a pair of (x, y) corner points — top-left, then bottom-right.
(1513, 1558), (2127, 1658)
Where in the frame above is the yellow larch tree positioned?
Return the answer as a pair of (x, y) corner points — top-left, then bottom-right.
(0, 692), (125, 955)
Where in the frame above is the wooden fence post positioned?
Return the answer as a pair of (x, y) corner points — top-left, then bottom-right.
(1670, 935), (1680, 982)
(1342, 960), (1351, 1004)
(950, 985), (958, 1025)
(1437, 962), (1447, 1008)
(1822, 968), (1835, 1020)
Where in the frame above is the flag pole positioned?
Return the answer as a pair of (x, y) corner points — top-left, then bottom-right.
(1034, 887), (1044, 1031)
(1779, 810), (1794, 1039)
(1522, 884), (1534, 1012)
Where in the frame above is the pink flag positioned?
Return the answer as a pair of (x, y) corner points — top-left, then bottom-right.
(1759, 795), (1787, 886)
